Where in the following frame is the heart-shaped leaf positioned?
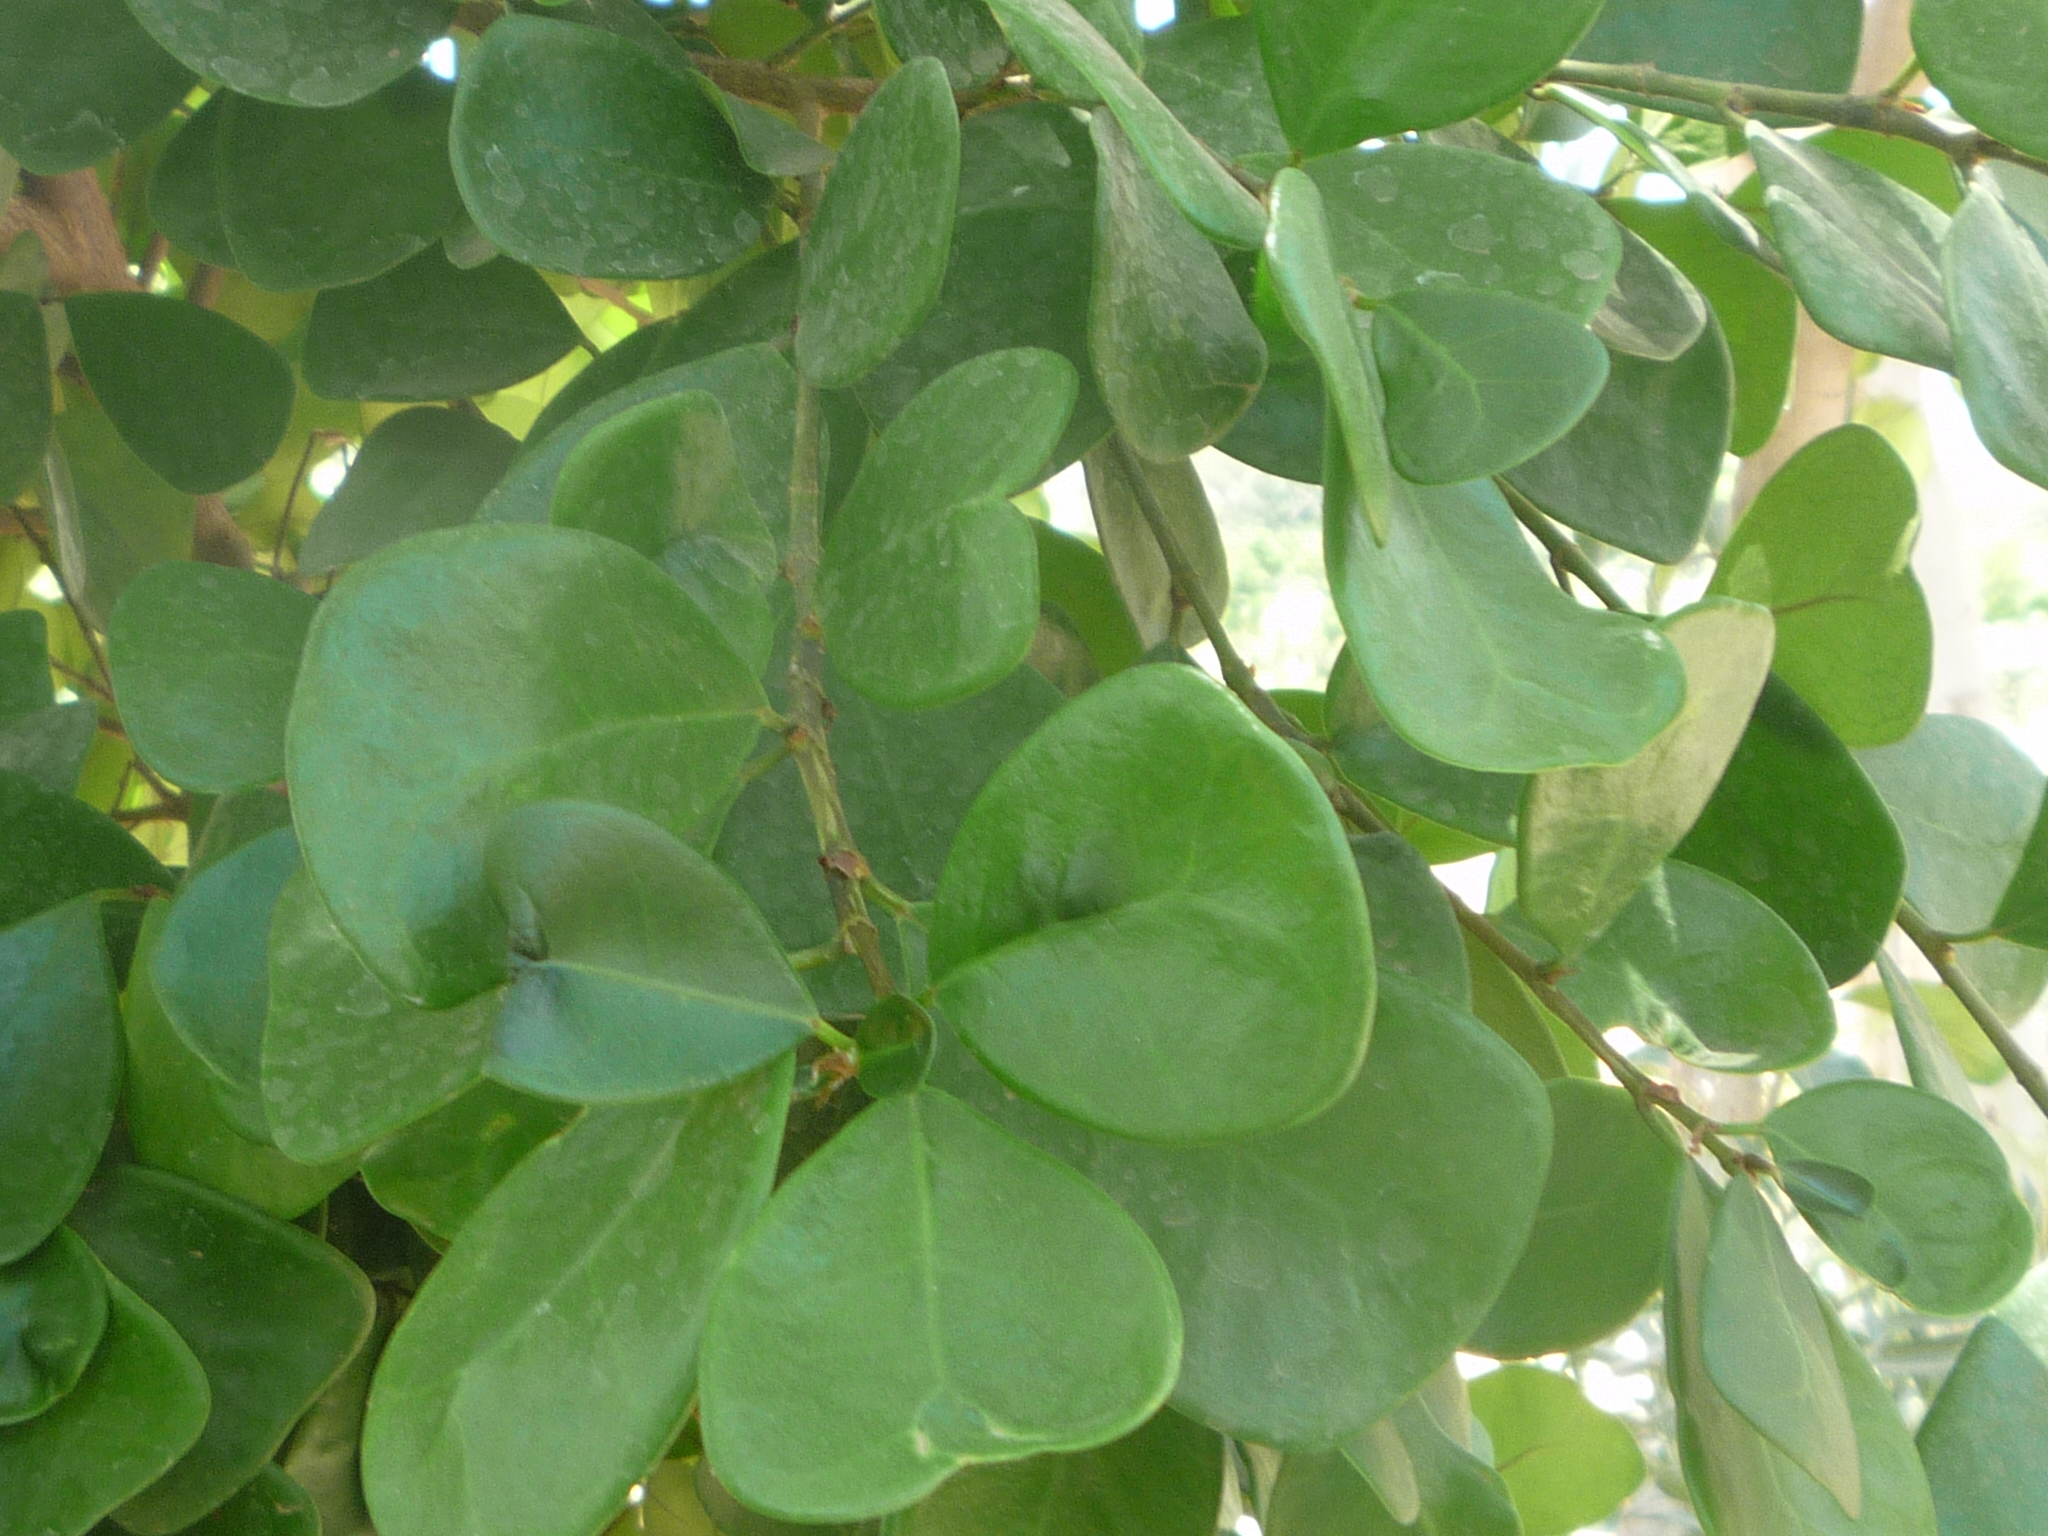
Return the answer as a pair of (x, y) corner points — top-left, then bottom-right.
(0, 1226), (107, 1426)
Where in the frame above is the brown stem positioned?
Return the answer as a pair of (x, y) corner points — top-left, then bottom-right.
(113, 797), (191, 826)
(13, 481), (110, 691)
(1897, 904), (2048, 1123)
(575, 277), (654, 326)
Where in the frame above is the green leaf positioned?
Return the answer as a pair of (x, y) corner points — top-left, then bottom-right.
(999, 0), (1143, 101)
(1747, 123), (1953, 371)
(1464, 933), (1574, 1081)
(1326, 463), (1686, 774)
(121, 901), (356, 1220)
(1590, 220), (1710, 362)
(1668, 1174), (1939, 1536)
(1711, 425), (1931, 748)
(551, 390), (778, 672)
(1874, 951), (1982, 1108)
(699, 1089), (1181, 1522)
(1145, 16), (1289, 177)
(1351, 832), (1468, 1008)
(0, 0), (194, 174)
(451, 16), (769, 280)
(218, 73), (465, 292)
(148, 94), (236, 268)
(820, 349), (1073, 709)
(277, 1280), (387, 1536)
(1916, 1268), (2048, 1536)
(0, 698), (95, 796)
(0, 899), (120, 1264)
(797, 57), (959, 388)
(358, 1079), (577, 1243)
(1519, 599), (1776, 956)
(891, 1410), (1223, 1536)
(125, 0), (453, 107)
(1992, 789), (2048, 950)
(934, 972), (1553, 1447)
(1856, 714), (2039, 938)
(299, 406), (518, 575)
(0, 769), (170, 931)
(1675, 673), (1906, 986)
(47, 402), (194, 628)
(261, 865), (497, 1165)
(1469, 1367), (1644, 1536)
(303, 247), (582, 402)
(1504, 314), (1735, 564)
(1765, 1079), (2033, 1314)
(107, 562), (315, 794)
(362, 1060), (790, 1536)
(1254, 0), (1604, 156)
(1030, 520), (1144, 681)
(1610, 198), (1797, 457)
(1307, 143), (1624, 323)
(876, 0), (1011, 90)
(0, 1226), (107, 1425)
(1080, 444), (1228, 651)
(1089, 112), (1265, 459)
(1269, 1392), (1518, 1536)
(69, 1164), (375, 1535)
(1578, 0), (1864, 92)
(0, 1270), (208, 1536)
(0, 291), (50, 502)
(979, 0), (1266, 249)
(1470, 1079), (1682, 1359)
(152, 826), (301, 1133)
(482, 800), (811, 1102)
(859, 103), (1110, 473)
(1916, 0), (2048, 159)
(1948, 178), (2048, 491)
(707, 89), (836, 180)
(65, 293), (292, 495)
(179, 1465), (320, 1536)
(930, 663), (1371, 1144)
(1702, 1178), (1862, 1514)
(1531, 860), (1835, 1073)
(287, 523), (765, 1006)
(1373, 288), (1609, 485)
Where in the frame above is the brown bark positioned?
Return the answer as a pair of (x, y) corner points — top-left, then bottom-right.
(0, 171), (136, 296)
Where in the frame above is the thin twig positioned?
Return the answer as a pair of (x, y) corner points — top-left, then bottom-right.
(1499, 480), (1636, 614)
(112, 797), (191, 826)
(1897, 903), (2048, 1123)
(270, 430), (333, 576)
(49, 657), (112, 704)
(575, 277), (654, 327)
(15, 470), (110, 692)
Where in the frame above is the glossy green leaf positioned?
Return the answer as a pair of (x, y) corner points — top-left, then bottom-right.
(0, 1226), (107, 1425)
(935, 972), (1552, 1447)
(180, 1465), (320, 1536)
(1916, 0), (2048, 159)
(1089, 112), (1265, 459)
(125, 0), (453, 107)
(303, 247), (581, 402)
(1874, 952), (1981, 1108)
(1948, 179), (2048, 491)
(0, 1271), (208, 1536)
(820, 350), (1073, 709)
(0, 769), (170, 931)
(451, 16), (769, 280)
(551, 390), (778, 672)
(1255, 0), (1603, 155)
(1675, 674), (1906, 986)
(299, 406), (517, 575)
(1308, 144), (1623, 323)
(1857, 714), (2039, 938)
(1537, 860), (1835, 1073)
(930, 663), (1371, 1144)
(700, 1089), (1181, 1522)
(1591, 220), (1710, 361)
(108, 562), (315, 794)
(152, 826), (300, 1131)
(1269, 1394), (1517, 1536)
(1326, 463), (1685, 774)
(892, 1410), (1223, 1536)
(0, 0), (194, 174)
(1702, 1177), (1862, 1513)
(287, 523), (766, 1006)
(219, 73), (465, 292)
(1374, 287), (1609, 485)
(1766, 1079), (2032, 1313)
(0, 291), (50, 502)
(65, 293), (292, 495)
(999, 0), (1142, 100)
(859, 103), (1110, 472)
(1748, 123), (1952, 370)
(1030, 520), (1144, 682)
(1144, 16), (1289, 177)
(69, 1164), (375, 1534)
(1470, 1079), (1681, 1358)
(797, 58), (958, 388)
(876, 0), (1010, 90)
(980, 0), (1264, 249)
(1916, 1266), (2048, 1536)
(147, 93), (236, 268)
(1519, 599), (1776, 955)
(1080, 444), (1228, 651)
(46, 402), (194, 628)
(1504, 313), (1735, 564)
(122, 901), (355, 1219)
(1711, 425), (1931, 748)
(1668, 1175), (1939, 1536)
(363, 1060), (789, 1536)
(0, 899), (120, 1264)
(1351, 832), (1468, 1007)
(358, 1078), (577, 1243)
(1469, 1367), (1644, 1536)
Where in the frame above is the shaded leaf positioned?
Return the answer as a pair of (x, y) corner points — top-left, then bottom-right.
(0, 291), (50, 502)
(1468, 1366), (1645, 1536)
(1915, 1265), (2048, 1536)
(1591, 220), (1709, 361)
(1579, 0), (1863, 92)
(124, 0), (454, 108)
(299, 406), (518, 575)
(1081, 444), (1227, 651)
(0, 1226), (107, 1426)
(358, 1079), (578, 1243)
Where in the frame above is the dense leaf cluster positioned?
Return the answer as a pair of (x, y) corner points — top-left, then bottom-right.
(2, 1), (2048, 1534)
